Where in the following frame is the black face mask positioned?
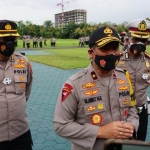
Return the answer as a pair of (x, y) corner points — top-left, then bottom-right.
(130, 43), (146, 57)
(94, 54), (121, 71)
(0, 41), (16, 57)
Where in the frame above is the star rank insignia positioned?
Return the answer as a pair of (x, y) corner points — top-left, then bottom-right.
(91, 71), (98, 80)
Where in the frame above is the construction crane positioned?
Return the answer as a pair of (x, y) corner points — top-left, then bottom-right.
(57, 0), (76, 25)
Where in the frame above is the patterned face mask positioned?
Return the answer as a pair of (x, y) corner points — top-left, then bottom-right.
(93, 52), (121, 71)
(0, 41), (16, 57)
(129, 42), (146, 56)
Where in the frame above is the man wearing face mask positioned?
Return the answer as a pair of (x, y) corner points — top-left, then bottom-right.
(117, 19), (150, 141)
(0, 20), (33, 150)
(53, 26), (139, 150)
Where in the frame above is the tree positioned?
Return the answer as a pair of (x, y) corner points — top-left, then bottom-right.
(43, 20), (53, 29)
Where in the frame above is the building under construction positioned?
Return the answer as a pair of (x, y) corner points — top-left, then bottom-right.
(55, 9), (87, 28)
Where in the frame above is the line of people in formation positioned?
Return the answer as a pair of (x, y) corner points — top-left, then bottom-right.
(1, 19), (150, 150)
(22, 36), (56, 48)
(78, 36), (90, 47)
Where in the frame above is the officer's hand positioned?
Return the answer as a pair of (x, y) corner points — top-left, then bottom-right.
(97, 121), (133, 139)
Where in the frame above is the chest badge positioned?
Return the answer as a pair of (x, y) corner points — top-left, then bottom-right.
(142, 74), (149, 80)
(87, 106), (96, 112)
(90, 114), (102, 125)
(3, 78), (11, 85)
(97, 104), (104, 110)
(83, 89), (99, 96)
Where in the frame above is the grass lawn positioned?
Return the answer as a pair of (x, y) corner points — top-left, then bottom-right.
(16, 39), (79, 48)
(16, 38), (150, 70)
(26, 48), (90, 69)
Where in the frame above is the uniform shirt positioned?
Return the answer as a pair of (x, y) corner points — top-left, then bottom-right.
(0, 52), (33, 142)
(117, 50), (150, 107)
(53, 63), (139, 150)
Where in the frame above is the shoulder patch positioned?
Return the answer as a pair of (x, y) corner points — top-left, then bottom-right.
(144, 52), (150, 59)
(69, 68), (87, 81)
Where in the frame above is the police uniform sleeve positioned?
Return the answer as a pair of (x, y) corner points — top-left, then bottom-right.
(26, 60), (33, 101)
(53, 79), (99, 150)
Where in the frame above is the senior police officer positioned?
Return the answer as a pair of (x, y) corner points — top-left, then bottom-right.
(0, 20), (33, 150)
(53, 26), (139, 150)
(117, 19), (150, 141)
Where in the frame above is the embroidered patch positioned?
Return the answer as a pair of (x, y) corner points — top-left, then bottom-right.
(14, 70), (26, 74)
(117, 79), (126, 84)
(1, 45), (6, 51)
(87, 106), (96, 112)
(91, 71), (98, 80)
(118, 86), (128, 90)
(20, 83), (25, 89)
(64, 83), (73, 90)
(13, 64), (25, 68)
(19, 76), (24, 81)
(62, 88), (71, 102)
(124, 109), (128, 118)
(123, 98), (129, 105)
(16, 59), (26, 64)
(83, 89), (99, 96)
(82, 82), (96, 89)
(100, 59), (106, 67)
(97, 103), (104, 110)
(91, 114), (102, 125)
(84, 95), (102, 103)
(119, 91), (130, 97)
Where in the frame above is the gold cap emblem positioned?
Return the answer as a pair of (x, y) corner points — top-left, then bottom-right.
(5, 23), (12, 30)
(138, 20), (147, 31)
(104, 27), (113, 36)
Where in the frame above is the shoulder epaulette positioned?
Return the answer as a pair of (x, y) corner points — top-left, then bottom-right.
(144, 52), (150, 59)
(115, 67), (126, 74)
(69, 68), (88, 81)
(13, 51), (28, 61)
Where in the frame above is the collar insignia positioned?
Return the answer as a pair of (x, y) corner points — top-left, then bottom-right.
(91, 71), (98, 80)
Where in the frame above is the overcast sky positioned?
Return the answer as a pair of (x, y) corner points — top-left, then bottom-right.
(0, 0), (149, 25)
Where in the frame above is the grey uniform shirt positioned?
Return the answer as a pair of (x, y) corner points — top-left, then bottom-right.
(0, 51), (33, 142)
(117, 50), (150, 107)
(53, 63), (139, 150)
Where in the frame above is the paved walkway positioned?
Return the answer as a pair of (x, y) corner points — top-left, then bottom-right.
(20, 50), (150, 150)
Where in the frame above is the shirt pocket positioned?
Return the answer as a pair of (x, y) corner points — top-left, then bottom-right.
(84, 101), (107, 126)
(119, 96), (130, 121)
(14, 75), (27, 94)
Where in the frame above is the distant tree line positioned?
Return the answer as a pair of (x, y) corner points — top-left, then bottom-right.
(16, 18), (150, 39)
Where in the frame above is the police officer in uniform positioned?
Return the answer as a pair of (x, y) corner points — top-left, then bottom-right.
(117, 19), (150, 141)
(0, 20), (33, 150)
(53, 26), (139, 150)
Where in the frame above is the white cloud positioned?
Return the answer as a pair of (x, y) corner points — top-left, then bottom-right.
(0, 0), (149, 25)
